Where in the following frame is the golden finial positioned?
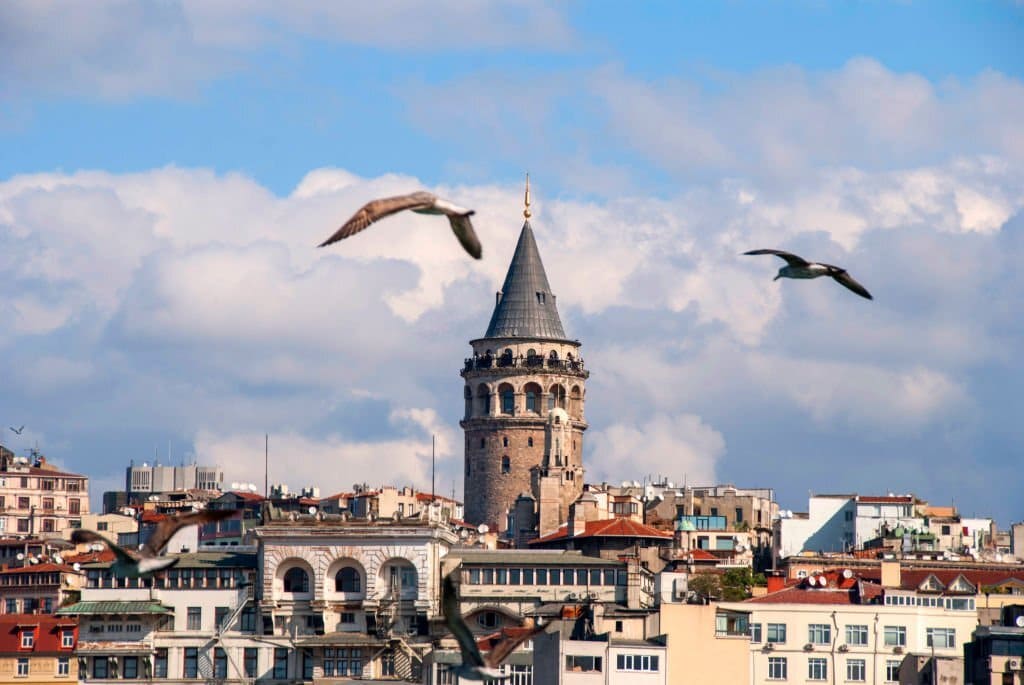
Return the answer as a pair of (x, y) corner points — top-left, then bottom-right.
(523, 172), (532, 219)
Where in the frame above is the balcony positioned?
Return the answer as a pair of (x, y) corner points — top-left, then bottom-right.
(462, 355), (587, 377)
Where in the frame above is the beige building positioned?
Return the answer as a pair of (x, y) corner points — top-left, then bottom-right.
(63, 512), (138, 542)
(0, 447), (89, 537)
(721, 567), (981, 685)
(0, 614), (78, 682)
(658, 603), (750, 685)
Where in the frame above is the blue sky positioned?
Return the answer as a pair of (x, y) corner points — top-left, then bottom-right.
(1, 1), (1022, 527)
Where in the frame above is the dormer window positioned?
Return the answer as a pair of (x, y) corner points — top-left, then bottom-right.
(21, 630), (34, 648)
(536, 292), (546, 304)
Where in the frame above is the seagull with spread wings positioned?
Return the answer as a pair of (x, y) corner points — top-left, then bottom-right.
(9, 425), (24, 435)
(744, 249), (873, 300)
(442, 574), (545, 681)
(318, 191), (482, 259)
(71, 509), (235, 577)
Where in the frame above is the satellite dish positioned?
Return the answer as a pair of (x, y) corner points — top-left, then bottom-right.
(477, 524), (489, 534)
(91, 543), (104, 552)
(230, 482), (239, 490)
(1016, 616), (1024, 628)
(621, 481), (630, 487)
(459, 529), (469, 539)
(842, 569), (853, 579)
(73, 563), (81, 571)
(29, 557), (38, 565)
(53, 554), (63, 565)
(16, 553), (24, 561)
(807, 575), (817, 587)
(307, 506), (317, 515)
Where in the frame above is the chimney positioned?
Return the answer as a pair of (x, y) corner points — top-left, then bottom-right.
(880, 560), (901, 588)
(766, 573), (787, 594)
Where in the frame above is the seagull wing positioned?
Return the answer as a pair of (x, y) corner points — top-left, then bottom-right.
(71, 529), (137, 564)
(743, 249), (810, 267)
(828, 268), (873, 300)
(443, 574), (486, 668)
(484, 621), (546, 668)
(317, 192), (437, 248)
(446, 213), (483, 259)
(143, 509), (236, 557)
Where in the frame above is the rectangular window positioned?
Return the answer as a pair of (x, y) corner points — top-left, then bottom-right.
(244, 647), (258, 677)
(735, 507), (744, 522)
(240, 607), (256, 632)
(496, 568), (508, 584)
(187, 606), (201, 631)
(154, 648), (168, 678)
(845, 624), (868, 646)
(469, 568), (481, 584)
(847, 658), (866, 682)
(302, 650), (313, 679)
(17, 657), (29, 676)
(603, 569), (616, 586)
(523, 568), (534, 584)
(350, 648), (363, 677)
(808, 623), (831, 645)
(565, 655), (602, 672)
(926, 627), (956, 649)
(536, 569), (548, 585)
(20, 630), (34, 648)
(808, 657), (827, 680)
(576, 569), (588, 585)
(93, 657), (109, 679)
(482, 568), (494, 584)
(510, 568), (521, 585)
(214, 648), (228, 678)
(57, 657), (69, 676)
(123, 656), (138, 679)
(183, 647), (198, 678)
(340, 612), (355, 623)
(615, 653), (659, 672)
(885, 659), (901, 682)
(42, 497), (54, 510)
(883, 625), (906, 647)
(274, 647), (288, 678)
(6, 598), (16, 613)
(17, 519), (29, 532)
(767, 657), (787, 680)
(18, 497), (30, 509)
(69, 499), (80, 514)
(215, 606), (229, 628)
(589, 569), (601, 585)
(767, 623), (787, 643)
(750, 623), (763, 643)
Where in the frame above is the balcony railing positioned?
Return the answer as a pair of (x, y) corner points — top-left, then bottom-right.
(462, 356), (586, 374)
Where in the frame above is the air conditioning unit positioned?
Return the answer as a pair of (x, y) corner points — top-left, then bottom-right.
(838, 644), (849, 653)
(803, 643), (814, 651)
(893, 646), (904, 654)
(762, 643), (774, 652)
(1008, 659), (1021, 671)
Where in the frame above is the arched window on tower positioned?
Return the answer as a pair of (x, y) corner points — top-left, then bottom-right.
(524, 382), (541, 413)
(499, 384), (514, 414)
(501, 456), (510, 474)
(528, 437), (534, 447)
(502, 436), (509, 447)
(477, 384), (491, 415)
(479, 438), (485, 449)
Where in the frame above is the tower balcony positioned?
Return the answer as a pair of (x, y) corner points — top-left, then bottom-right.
(461, 354), (588, 378)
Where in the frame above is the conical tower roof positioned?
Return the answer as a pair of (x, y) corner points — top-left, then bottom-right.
(484, 220), (567, 340)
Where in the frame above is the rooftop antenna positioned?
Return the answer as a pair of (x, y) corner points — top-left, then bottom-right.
(264, 434), (269, 498)
(431, 434), (436, 503)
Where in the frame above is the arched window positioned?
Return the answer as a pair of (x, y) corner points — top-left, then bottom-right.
(502, 436), (509, 447)
(524, 382), (541, 413)
(549, 385), (566, 409)
(479, 438), (485, 449)
(283, 567), (309, 593)
(501, 456), (510, 474)
(335, 567), (361, 593)
(477, 384), (491, 415)
(549, 350), (559, 360)
(499, 384), (514, 414)
(528, 437), (534, 447)
(478, 611), (500, 629)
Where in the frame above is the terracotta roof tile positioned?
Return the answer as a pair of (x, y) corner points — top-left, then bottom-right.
(0, 615), (77, 654)
(530, 518), (673, 544)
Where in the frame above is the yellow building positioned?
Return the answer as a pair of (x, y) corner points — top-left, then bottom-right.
(0, 614), (78, 682)
(658, 602), (751, 685)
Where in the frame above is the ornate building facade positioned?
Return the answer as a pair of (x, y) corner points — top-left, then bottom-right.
(461, 181), (589, 538)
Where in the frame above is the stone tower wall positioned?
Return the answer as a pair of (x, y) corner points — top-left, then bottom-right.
(461, 338), (587, 529)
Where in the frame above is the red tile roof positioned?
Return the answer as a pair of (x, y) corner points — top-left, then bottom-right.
(62, 549), (117, 565)
(475, 626), (539, 653)
(0, 563), (80, 575)
(0, 615), (77, 654)
(874, 568), (1024, 592)
(227, 491), (265, 502)
(530, 518), (674, 544)
(857, 495), (914, 504)
(685, 549), (720, 562)
(746, 570), (883, 605)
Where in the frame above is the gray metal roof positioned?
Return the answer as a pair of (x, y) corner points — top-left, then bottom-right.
(484, 221), (567, 340)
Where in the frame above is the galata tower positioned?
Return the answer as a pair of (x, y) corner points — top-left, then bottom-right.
(460, 177), (588, 538)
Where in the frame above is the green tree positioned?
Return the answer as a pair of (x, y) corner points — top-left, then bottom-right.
(720, 567), (766, 601)
(688, 573), (722, 601)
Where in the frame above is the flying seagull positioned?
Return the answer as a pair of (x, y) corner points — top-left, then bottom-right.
(318, 191), (482, 259)
(71, 509), (234, 577)
(442, 574), (545, 681)
(9, 425), (24, 435)
(744, 249), (873, 300)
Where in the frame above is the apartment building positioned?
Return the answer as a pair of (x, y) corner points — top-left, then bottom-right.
(0, 447), (88, 537)
(720, 567), (980, 685)
(0, 614), (78, 682)
(0, 562), (84, 615)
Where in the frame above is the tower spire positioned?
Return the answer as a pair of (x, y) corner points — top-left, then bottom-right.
(524, 172), (532, 219)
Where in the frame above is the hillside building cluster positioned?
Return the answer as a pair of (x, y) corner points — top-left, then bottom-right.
(0, 198), (1021, 684)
